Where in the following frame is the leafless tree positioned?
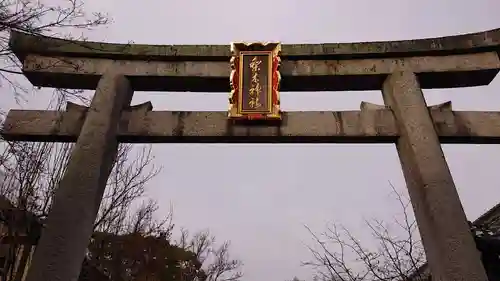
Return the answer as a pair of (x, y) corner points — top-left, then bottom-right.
(304, 184), (427, 281)
(0, 0), (109, 102)
(0, 95), (165, 280)
(0, 102), (160, 227)
(177, 228), (243, 281)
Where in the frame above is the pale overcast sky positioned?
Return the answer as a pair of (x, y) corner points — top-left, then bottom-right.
(2, 1), (500, 281)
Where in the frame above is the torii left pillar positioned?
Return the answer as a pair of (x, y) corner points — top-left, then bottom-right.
(24, 71), (134, 281)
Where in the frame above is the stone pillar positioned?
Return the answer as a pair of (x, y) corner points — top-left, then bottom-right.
(382, 71), (488, 281)
(25, 72), (133, 281)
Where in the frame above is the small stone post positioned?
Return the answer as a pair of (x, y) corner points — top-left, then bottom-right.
(382, 71), (488, 281)
(24, 72), (134, 281)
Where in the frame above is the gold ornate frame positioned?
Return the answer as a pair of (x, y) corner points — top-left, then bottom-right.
(228, 42), (281, 120)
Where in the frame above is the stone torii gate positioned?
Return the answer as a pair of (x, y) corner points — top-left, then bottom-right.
(2, 28), (500, 281)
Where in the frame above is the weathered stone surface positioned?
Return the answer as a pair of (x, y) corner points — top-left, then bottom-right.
(1, 109), (395, 143)
(4, 105), (500, 144)
(22, 52), (500, 91)
(23, 72), (134, 281)
(382, 71), (488, 281)
(9, 28), (500, 61)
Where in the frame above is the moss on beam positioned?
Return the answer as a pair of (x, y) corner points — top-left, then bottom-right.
(9, 28), (500, 63)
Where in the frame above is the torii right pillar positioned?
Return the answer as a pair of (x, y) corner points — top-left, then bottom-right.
(382, 71), (488, 281)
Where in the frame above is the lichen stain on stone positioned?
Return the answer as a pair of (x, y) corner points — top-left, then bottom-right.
(171, 111), (185, 137)
(332, 111), (344, 135)
(324, 60), (338, 74)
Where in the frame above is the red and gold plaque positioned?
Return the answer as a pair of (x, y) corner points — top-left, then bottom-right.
(228, 42), (281, 121)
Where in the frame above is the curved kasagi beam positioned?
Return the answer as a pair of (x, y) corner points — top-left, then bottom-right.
(9, 28), (500, 91)
(9, 29), (500, 61)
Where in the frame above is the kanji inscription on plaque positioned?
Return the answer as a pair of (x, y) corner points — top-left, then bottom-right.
(228, 42), (281, 120)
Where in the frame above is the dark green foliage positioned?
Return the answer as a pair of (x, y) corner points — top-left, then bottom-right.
(87, 232), (207, 281)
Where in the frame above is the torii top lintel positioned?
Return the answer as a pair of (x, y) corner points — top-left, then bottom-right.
(8, 28), (500, 92)
(9, 28), (500, 61)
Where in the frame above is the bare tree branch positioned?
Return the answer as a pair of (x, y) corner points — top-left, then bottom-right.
(175, 229), (243, 281)
(303, 185), (426, 281)
(0, 0), (109, 101)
